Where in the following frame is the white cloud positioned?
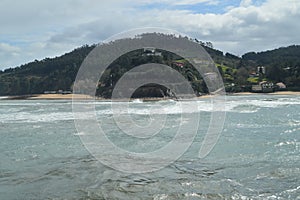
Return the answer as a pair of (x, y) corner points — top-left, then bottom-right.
(0, 43), (20, 54)
(0, 43), (21, 68)
(168, 0), (219, 6)
(125, 0), (219, 6)
(1, 0), (300, 70)
(240, 0), (253, 7)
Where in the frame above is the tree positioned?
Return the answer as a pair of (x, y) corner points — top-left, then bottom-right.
(266, 65), (286, 82)
(236, 67), (249, 85)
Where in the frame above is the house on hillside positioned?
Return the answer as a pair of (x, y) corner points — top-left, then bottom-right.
(257, 66), (266, 74)
(44, 91), (57, 94)
(172, 61), (184, 68)
(44, 90), (72, 95)
(252, 81), (274, 93)
(249, 71), (259, 77)
(275, 82), (287, 90)
(143, 47), (162, 56)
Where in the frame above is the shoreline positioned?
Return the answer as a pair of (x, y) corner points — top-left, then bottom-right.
(1, 94), (94, 100)
(1, 91), (300, 101)
(229, 91), (300, 96)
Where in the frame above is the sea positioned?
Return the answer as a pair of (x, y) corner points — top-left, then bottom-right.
(0, 95), (299, 200)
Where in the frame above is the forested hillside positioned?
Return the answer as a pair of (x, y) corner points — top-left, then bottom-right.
(1, 36), (299, 96)
(241, 45), (300, 90)
(0, 45), (95, 95)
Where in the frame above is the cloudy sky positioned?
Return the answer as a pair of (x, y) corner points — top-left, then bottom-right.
(0, 0), (299, 70)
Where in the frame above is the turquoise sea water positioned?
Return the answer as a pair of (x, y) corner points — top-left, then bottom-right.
(0, 95), (299, 199)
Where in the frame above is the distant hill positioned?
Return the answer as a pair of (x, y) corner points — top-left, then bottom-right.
(0, 45), (95, 95)
(242, 45), (300, 66)
(242, 45), (300, 90)
(0, 36), (300, 96)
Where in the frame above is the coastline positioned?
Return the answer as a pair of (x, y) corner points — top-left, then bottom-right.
(230, 91), (300, 96)
(29, 94), (94, 100)
(1, 91), (299, 101)
(1, 94), (94, 100)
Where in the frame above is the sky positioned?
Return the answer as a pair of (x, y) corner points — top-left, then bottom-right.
(1, 0), (300, 70)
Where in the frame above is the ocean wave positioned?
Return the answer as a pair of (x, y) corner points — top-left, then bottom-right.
(1, 96), (299, 123)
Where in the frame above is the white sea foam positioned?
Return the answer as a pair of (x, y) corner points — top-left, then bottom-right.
(284, 127), (300, 134)
(132, 99), (143, 103)
(184, 192), (201, 197)
(0, 111), (75, 123)
(74, 132), (87, 136)
(275, 141), (298, 147)
(1, 96), (299, 123)
(153, 194), (169, 200)
(73, 96), (300, 115)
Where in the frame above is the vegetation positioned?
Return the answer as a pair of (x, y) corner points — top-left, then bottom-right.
(0, 45), (95, 95)
(242, 45), (300, 90)
(1, 34), (300, 97)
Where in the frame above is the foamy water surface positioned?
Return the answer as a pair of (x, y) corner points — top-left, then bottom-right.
(0, 95), (299, 199)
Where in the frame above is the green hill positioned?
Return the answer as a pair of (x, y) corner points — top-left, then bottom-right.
(241, 45), (300, 90)
(0, 45), (95, 95)
(1, 35), (300, 97)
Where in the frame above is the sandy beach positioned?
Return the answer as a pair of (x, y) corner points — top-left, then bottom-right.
(29, 94), (94, 100)
(231, 91), (300, 96)
(1, 91), (299, 100)
(271, 91), (300, 95)
(0, 94), (94, 100)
